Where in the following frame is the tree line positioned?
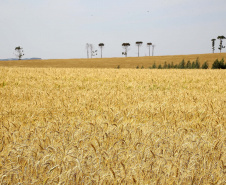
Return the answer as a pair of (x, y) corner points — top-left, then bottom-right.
(148, 58), (207, 69)
(131, 58), (225, 69)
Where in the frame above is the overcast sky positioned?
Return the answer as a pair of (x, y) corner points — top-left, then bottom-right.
(0, 0), (225, 59)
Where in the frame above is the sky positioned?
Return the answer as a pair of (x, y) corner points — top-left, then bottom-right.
(0, 0), (226, 59)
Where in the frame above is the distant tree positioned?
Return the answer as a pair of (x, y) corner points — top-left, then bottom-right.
(163, 61), (167, 69)
(191, 61), (196, 69)
(98, 43), (104, 58)
(211, 39), (216, 53)
(171, 62), (174, 68)
(167, 63), (171, 69)
(152, 62), (156, 68)
(136, 41), (143, 57)
(179, 59), (185, 69)
(212, 59), (219, 69)
(158, 64), (162, 69)
(201, 61), (209, 69)
(212, 58), (226, 69)
(219, 58), (225, 69)
(15, 46), (24, 60)
(195, 58), (200, 68)
(217, 36), (226, 53)
(122, 43), (130, 57)
(147, 43), (152, 56)
(186, 60), (192, 68)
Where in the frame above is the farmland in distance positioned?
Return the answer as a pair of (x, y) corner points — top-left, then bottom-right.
(0, 53), (226, 68)
(0, 67), (225, 184)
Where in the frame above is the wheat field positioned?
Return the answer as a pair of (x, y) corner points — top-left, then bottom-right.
(0, 67), (225, 184)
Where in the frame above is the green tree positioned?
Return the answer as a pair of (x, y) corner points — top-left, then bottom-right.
(212, 59), (219, 69)
(201, 61), (209, 69)
(163, 61), (168, 69)
(195, 58), (200, 69)
(152, 62), (156, 68)
(191, 61), (196, 69)
(186, 60), (192, 68)
(158, 64), (162, 69)
(220, 58), (226, 69)
(179, 59), (185, 69)
(171, 62), (174, 68)
(212, 58), (226, 69)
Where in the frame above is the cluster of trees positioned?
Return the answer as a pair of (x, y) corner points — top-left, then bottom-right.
(211, 35), (225, 53)
(148, 58), (208, 69)
(212, 58), (226, 69)
(144, 58), (225, 69)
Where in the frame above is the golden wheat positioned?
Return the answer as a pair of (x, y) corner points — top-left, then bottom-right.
(0, 67), (225, 184)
